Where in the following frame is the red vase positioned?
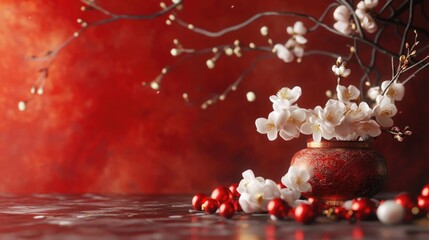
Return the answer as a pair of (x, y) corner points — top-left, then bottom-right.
(291, 140), (387, 206)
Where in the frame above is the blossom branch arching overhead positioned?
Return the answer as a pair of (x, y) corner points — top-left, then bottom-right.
(19, 0), (429, 112)
(18, 0), (184, 111)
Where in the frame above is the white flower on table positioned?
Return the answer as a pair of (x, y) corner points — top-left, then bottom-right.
(237, 170), (281, 213)
(255, 112), (280, 141)
(381, 80), (405, 101)
(281, 166), (312, 193)
(372, 96), (397, 127)
(337, 85), (360, 103)
(237, 169), (264, 194)
(280, 188), (302, 207)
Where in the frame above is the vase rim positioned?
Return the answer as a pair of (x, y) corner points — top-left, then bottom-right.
(306, 140), (372, 149)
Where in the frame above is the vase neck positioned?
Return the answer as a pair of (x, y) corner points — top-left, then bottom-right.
(307, 141), (371, 149)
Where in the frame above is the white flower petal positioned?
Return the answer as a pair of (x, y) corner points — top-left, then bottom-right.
(293, 21), (307, 35)
(334, 21), (352, 35)
(255, 118), (269, 134)
(295, 35), (307, 45)
(280, 129), (294, 141)
(242, 169), (255, 180)
(300, 169), (311, 182)
(313, 130), (322, 142)
(333, 5), (351, 21)
(364, 0), (379, 9)
(280, 189), (301, 207)
(293, 46), (304, 58)
(297, 182), (312, 193)
(267, 129), (278, 141)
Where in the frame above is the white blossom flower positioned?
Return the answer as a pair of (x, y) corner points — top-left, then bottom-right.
(381, 80), (405, 101)
(294, 35), (308, 45)
(355, 1), (378, 34)
(237, 170), (281, 213)
(319, 100), (346, 127)
(279, 107), (306, 140)
(281, 166), (312, 193)
(237, 169), (264, 194)
(275, 109), (291, 128)
(332, 64), (351, 78)
(334, 121), (358, 140)
(355, 7), (367, 18)
(300, 112), (335, 142)
(363, 0), (378, 9)
(372, 96), (397, 127)
(273, 44), (294, 63)
(287, 21), (307, 36)
(255, 111), (280, 140)
(367, 86), (381, 100)
(355, 119), (382, 138)
(293, 46), (304, 58)
(280, 188), (301, 207)
(334, 21), (353, 35)
(336, 85), (360, 102)
(333, 5), (351, 22)
(270, 86), (302, 107)
(344, 102), (372, 123)
(283, 22), (308, 60)
(361, 15), (378, 33)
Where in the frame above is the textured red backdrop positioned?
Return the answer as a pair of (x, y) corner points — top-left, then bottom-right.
(0, 1), (428, 194)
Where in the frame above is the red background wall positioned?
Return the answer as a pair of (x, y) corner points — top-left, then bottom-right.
(0, 0), (428, 194)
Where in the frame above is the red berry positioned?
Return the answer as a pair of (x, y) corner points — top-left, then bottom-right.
(417, 196), (429, 215)
(351, 197), (376, 220)
(211, 186), (233, 203)
(307, 197), (325, 215)
(192, 193), (208, 211)
(233, 200), (242, 212)
(395, 193), (415, 209)
(228, 183), (240, 198)
(421, 184), (429, 198)
(219, 201), (235, 219)
(294, 203), (316, 224)
(334, 206), (353, 221)
(267, 198), (290, 220)
(202, 198), (219, 214)
(395, 193), (418, 223)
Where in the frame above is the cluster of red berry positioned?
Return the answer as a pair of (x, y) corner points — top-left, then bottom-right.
(192, 184), (241, 219)
(192, 183), (429, 224)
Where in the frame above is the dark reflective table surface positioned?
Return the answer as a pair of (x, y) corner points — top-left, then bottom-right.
(0, 194), (428, 239)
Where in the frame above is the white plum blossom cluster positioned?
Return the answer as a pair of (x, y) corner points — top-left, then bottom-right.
(237, 167), (311, 213)
(273, 21), (307, 63)
(255, 62), (405, 142)
(333, 0), (378, 35)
